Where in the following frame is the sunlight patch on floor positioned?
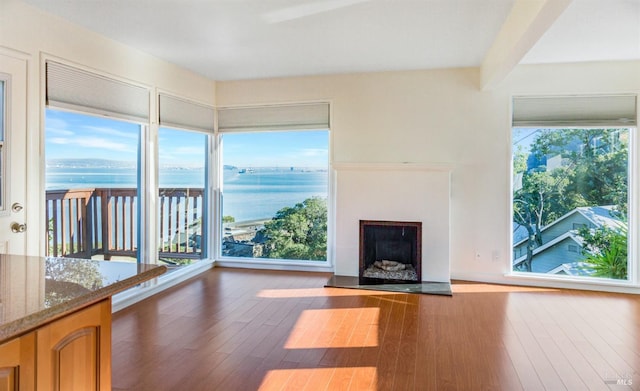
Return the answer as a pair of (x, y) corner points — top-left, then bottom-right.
(258, 367), (377, 391)
(284, 308), (379, 349)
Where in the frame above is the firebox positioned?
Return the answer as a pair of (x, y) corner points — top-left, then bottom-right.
(359, 220), (422, 284)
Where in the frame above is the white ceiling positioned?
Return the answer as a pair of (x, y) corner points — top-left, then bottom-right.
(21, 0), (640, 81)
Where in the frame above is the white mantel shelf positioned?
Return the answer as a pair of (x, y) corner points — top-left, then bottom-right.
(332, 162), (454, 172)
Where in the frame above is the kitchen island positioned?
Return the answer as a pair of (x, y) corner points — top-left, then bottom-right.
(0, 254), (166, 390)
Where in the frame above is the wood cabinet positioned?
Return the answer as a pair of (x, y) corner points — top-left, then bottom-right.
(0, 332), (35, 390)
(0, 299), (111, 391)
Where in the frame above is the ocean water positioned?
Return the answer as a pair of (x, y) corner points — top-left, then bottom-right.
(223, 169), (327, 222)
(46, 166), (328, 223)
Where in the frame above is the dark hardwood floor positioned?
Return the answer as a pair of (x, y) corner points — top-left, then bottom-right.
(112, 267), (640, 390)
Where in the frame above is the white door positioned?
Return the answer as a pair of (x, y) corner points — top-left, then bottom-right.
(0, 52), (28, 255)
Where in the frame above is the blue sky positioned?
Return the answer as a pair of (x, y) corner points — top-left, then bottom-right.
(46, 109), (329, 168)
(222, 131), (328, 168)
(46, 109), (140, 161)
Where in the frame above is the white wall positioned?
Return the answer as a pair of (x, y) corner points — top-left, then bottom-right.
(217, 61), (640, 293)
(0, 0), (216, 256)
(334, 164), (452, 282)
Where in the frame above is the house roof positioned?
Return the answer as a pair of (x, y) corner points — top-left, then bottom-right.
(513, 205), (626, 248)
(547, 262), (596, 277)
(19, 0), (640, 82)
(513, 230), (583, 266)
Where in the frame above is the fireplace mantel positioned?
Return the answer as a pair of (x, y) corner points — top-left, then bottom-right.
(334, 162), (452, 283)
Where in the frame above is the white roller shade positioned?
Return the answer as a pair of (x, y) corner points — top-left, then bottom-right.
(218, 102), (330, 132)
(46, 61), (149, 122)
(512, 95), (637, 127)
(159, 94), (215, 133)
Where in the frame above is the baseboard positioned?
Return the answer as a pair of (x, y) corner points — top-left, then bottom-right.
(451, 271), (640, 295)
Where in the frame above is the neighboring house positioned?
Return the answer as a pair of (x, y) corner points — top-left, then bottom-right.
(513, 206), (626, 275)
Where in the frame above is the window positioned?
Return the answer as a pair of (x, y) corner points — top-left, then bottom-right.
(44, 61), (150, 262)
(513, 127), (631, 279)
(220, 130), (329, 261)
(157, 93), (214, 267)
(0, 78), (5, 210)
(158, 127), (207, 265)
(45, 109), (143, 261)
(512, 95), (636, 281)
(217, 103), (330, 263)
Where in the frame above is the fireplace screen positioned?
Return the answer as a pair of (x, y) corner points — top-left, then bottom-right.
(359, 220), (421, 284)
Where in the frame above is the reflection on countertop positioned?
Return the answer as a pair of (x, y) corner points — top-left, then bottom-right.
(0, 254), (166, 343)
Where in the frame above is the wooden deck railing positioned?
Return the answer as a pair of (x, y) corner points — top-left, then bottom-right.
(46, 188), (204, 261)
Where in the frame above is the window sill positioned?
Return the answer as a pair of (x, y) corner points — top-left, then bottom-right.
(215, 256), (334, 273)
(505, 271), (640, 292)
(112, 259), (215, 312)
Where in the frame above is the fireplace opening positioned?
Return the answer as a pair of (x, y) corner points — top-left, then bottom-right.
(359, 220), (422, 285)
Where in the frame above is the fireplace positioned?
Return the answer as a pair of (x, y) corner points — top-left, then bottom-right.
(359, 220), (422, 284)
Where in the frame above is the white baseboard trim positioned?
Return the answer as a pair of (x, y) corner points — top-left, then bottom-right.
(451, 271), (640, 295)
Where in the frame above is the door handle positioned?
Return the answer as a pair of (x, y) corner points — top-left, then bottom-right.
(11, 222), (26, 233)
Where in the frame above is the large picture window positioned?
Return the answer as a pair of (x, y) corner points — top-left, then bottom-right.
(511, 95), (636, 281)
(220, 130), (329, 261)
(45, 108), (143, 261)
(513, 127), (630, 279)
(44, 61), (150, 262)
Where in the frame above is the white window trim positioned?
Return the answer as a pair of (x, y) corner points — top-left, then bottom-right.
(509, 93), (639, 288)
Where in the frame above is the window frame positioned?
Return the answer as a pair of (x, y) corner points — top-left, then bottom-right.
(510, 94), (638, 287)
(215, 127), (333, 267)
(0, 75), (7, 214)
(510, 124), (638, 286)
(156, 125), (211, 264)
(507, 124), (640, 287)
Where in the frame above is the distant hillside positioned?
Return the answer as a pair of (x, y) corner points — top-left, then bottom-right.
(46, 159), (135, 168)
(47, 158), (239, 171)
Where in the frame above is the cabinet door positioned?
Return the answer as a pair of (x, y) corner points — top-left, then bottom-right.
(0, 332), (35, 391)
(36, 299), (112, 391)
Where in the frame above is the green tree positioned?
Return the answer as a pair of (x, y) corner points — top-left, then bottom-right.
(530, 128), (628, 212)
(45, 258), (104, 306)
(261, 197), (327, 261)
(513, 128), (628, 273)
(513, 165), (572, 271)
(579, 226), (628, 279)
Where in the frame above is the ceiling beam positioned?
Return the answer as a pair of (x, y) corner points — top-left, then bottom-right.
(480, 0), (574, 91)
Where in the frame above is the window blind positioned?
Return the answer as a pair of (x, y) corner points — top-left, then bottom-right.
(46, 61), (149, 122)
(512, 95), (637, 127)
(217, 102), (330, 132)
(159, 94), (215, 133)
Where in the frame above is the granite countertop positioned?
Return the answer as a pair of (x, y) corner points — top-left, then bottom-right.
(0, 254), (166, 343)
